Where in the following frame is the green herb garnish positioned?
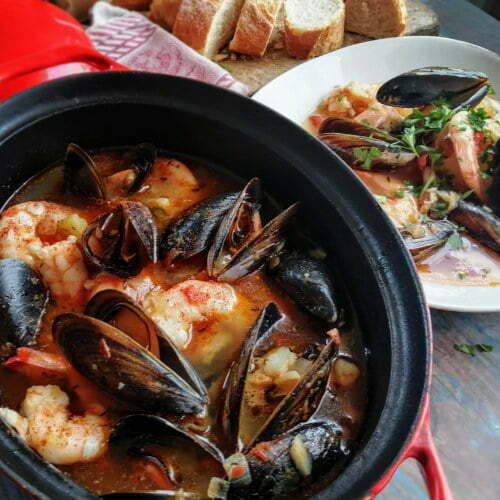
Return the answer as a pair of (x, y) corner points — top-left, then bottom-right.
(467, 108), (490, 132)
(476, 344), (494, 352)
(454, 343), (476, 356)
(447, 232), (463, 250)
(352, 147), (382, 170)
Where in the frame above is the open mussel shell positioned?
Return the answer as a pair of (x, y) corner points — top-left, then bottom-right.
(207, 178), (262, 278)
(320, 133), (416, 171)
(269, 252), (339, 325)
(161, 192), (239, 265)
(64, 143), (107, 200)
(122, 143), (157, 194)
(53, 313), (207, 414)
(221, 303), (284, 451)
(402, 220), (455, 261)
(376, 67), (489, 109)
(0, 259), (48, 359)
(227, 421), (346, 500)
(83, 201), (157, 278)
(449, 201), (500, 253)
(86, 289), (207, 399)
(216, 203), (299, 282)
(486, 140), (500, 217)
(319, 116), (397, 141)
(111, 414), (224, 463)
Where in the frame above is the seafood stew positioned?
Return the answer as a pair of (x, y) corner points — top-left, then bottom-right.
(309, 67), (500, 286)
(0, 145), (367, 498)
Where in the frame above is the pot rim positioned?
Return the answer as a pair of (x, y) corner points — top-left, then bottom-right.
(0, 72), (431, 500)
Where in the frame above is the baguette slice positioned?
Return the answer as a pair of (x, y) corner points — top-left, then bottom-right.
(229, 0), (284, 57)
(173, 0), (246, 59)
(112, 0), (153, 10)
(284, 0), (345, 59)
(345, 0), (407, 38)
(150, 0), (182, 31)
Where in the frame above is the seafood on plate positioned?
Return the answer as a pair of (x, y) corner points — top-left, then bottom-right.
(0, 145), (366, 498)
(309, 67), (500, 285)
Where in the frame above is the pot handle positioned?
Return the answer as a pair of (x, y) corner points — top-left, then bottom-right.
(366, 394), (452, 500)
(0, 44), (126, 86)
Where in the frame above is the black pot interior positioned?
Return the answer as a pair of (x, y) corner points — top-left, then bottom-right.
(0, 73), (430, 500)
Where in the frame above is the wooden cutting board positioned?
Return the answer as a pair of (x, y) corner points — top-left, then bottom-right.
(220, 0), (439, 95)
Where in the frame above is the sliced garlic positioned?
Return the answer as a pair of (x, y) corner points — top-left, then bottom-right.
(290, 435), (312, 477)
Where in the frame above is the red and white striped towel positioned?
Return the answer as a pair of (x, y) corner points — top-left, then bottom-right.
(87, 2), (248, 95)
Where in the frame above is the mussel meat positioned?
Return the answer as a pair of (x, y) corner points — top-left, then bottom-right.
(269, 252), (339, 325)
(64, 143), (107, 200)
(402, 220), (456, 261)
(320, 133), (416, 170)
(83, 201), (157, 278)
(64, 143), (157, 200)
(53, 313), (207, 414)
(207, 178), (262, 278)
(0, 259), (48, 359)
(376, 67), (490, 109)
(449, 201), (500, 253)
(161, 192), (239, 265)
(85, 289), (207, 399)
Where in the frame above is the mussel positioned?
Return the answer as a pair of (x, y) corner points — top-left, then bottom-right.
(486, 140), (500, 217)
(161, 192), (239, 264)
(53, 311), (207, 414)
(376, 67), (490, 109)
(269, 252), (339, 325)
(319, 116), (397, 141)
(83, 201), (157, 278)
(64, 143), (157, 200)
(320, 133), (416, 170)
(218, 303), (351, 498)
(85, 289), (207, 399)
(402, 220), (456, 261)
(0, 259), (48, 359)
(449, 201), (500, 253)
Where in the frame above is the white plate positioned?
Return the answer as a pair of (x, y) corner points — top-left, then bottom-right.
(253, 36), (500, 312)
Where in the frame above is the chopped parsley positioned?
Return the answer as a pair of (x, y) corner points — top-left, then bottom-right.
(467, 108), (490, 132)
(454, 343), (494, 356)
(352, 147), (382, 170)
(446, 232), (463, 250)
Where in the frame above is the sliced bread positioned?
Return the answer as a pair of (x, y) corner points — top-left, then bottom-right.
(111, 0), (153, 10)
(229, 0), (284, 57)
(345, 0), (407, 38)
(284, 0), (345, 59)
(150, 0), (182, 31)
(173, 0), (246, 59)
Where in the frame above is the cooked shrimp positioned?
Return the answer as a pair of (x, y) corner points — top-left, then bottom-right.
(143, 279), (237, 348)
(0, 385), (110, 465)
(436, 111), (490, 200)
(0, 202), (88, 307)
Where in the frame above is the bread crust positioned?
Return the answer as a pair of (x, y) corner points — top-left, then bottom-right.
(112, 0), (152, 10)
(345, 0), (407, 38)
(229, 0), (282, 57)
(150, 0), (182, 30)
(173, 0), (220, 53)
(285, 1), (345, 59)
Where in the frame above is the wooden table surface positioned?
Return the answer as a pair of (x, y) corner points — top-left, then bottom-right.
(1, 0), (499, 499)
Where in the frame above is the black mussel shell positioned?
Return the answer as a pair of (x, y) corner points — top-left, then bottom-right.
(0, 259), (48, 358)
(217, 203), (299, 282)
(85, 290), (207, 400)
(53, 313), (206, 414)
(449, 201), (500, 253)
(221, 303), (283, 452)
(228, 421), (346, 500)
(83, 201), (157, 278)
(122, 143), (157, 194)
(101, 492), (198, 499)
(402, 220), (455, 261)
(247, 339), (337, 448)
(111, 414), (224, 463)
(270, 253), (339, 325)
(319, 116), (397, 141)
(486, 140), (500, 217)
(161, 192), (239, 265)
(320, 133), (416, 171)
(376, 67), (489, 109)
(64, 143), (106, 200)
(207, 178), (262, 278)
